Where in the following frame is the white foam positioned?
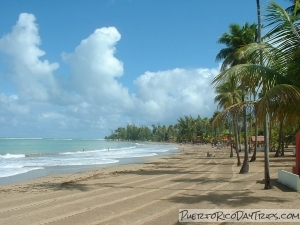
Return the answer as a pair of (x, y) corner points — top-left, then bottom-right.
(21, 157), (119, 167)
(0, 153), (25, 159)
(0, 167), (43, 178)
(0, 137), (42, 140)
(0, 140), (177, 178)
(135, 143), (145, 146)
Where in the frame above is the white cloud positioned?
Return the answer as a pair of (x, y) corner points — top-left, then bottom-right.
(132, 68), (218, 123)
(0, 13), (59, 102)
(62, 27), (134, 110)
(0, 13), (218, 138)
(0, 94), (29, 123)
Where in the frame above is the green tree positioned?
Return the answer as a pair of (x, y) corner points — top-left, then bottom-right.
(216, 23), (257, 71)
(214, 75), (242, 164)
(215, 22), (257, 172)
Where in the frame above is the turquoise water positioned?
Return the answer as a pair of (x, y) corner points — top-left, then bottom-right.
(0, 138), (178, 180)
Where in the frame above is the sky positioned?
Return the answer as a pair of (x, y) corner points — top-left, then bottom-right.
(0, 0), (290, 138)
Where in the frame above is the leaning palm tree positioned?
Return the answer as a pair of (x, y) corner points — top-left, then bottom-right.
(214, 75), (242, 165)
(216, 22), (258, 173)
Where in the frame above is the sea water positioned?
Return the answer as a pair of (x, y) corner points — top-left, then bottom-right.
(0, 138), (178, 183)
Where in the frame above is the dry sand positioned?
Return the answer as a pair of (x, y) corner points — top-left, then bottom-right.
(0, 144), (299, 225)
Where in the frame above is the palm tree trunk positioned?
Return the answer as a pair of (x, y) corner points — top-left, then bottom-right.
(256, 0), (271, 189)
(238, 125), (242, 152)
(250, 93), (258, 162)
(248, 94), (252, 154)
(281, 128), (285, 156)
(275, 121), (283, 157)
(233, 117), (241, 166)
(230, 121), (234, 157)
(249, 117), (252, 154)
(264, 113), (272, 189)
(255, 0), (262, 162)
(250, 118), (258, 161)
(269, 118), (273, 152)
(256, 0), (262, 43)
(240, 88), (249, 173)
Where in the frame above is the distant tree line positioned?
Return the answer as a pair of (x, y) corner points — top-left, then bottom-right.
(105, 108), (297, 147)
(104, 114), (230, 143)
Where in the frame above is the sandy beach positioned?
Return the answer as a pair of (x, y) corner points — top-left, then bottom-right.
(0, 144), (299, 225)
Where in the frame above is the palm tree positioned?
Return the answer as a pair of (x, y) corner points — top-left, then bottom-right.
(167, 125), (176, 142)
(215, 22), (258, 173)
(214, 75), (242, 164)
(249, 0), (262, 163)
(256, 0), (272, 189)
(257, 1), (300, 188)
(176, 116), (195, 143)
(216, 23), (258, 71)
(213, 2), (300, 188)
(202, 117), (210, 140)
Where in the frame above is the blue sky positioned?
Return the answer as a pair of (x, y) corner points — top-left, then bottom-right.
(0, 0), (290, 138)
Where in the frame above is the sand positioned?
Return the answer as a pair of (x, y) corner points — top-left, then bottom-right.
(0, 144), (299, 225)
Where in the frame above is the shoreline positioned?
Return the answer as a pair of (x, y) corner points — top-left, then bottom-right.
(0, 143), (181, 185)
(1, 144), (299, 225)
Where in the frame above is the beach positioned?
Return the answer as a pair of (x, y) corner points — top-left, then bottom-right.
(0, 144), (299, 225)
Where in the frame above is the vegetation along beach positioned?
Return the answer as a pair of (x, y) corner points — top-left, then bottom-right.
(1, 0), (300, 224)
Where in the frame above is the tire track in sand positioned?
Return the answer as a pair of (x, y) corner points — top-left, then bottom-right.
(0, 157), (198, 213)
(0, 154), (218, 224)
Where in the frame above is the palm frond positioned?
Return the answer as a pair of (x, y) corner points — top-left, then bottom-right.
(256, 84), (300, 122)
(212, 64), (292, 91)
(211, 101), (255, 126)
(264, 2), (300, 55)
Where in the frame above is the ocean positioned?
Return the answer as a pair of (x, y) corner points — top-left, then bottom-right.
(0, 138), (178, 184)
